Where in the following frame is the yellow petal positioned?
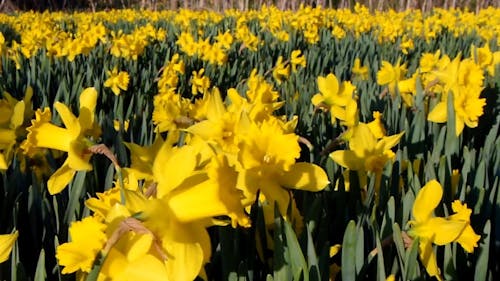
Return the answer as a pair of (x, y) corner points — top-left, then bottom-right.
(311, 94), (325, 106)
(330, 150), (365, 171)
(186, 120), (223, 140)
(455, 224), (480, 253)
(0, 129), (16, 147)
(54, 102), (81, 136)
(56, 217), (106, 273)
(26, 119), (73, 153)
(261, 179), (291, 217)
(427, 102), (447, 123)
(376, 131), (404, 152)
(0, 231), (18, 263)
(11, 101), (24, 129)
(349, 123), (377, 157)
(47, 160), (76, 195)
(153, 145), (198, 197)
(165, 241), (204, 281)
(417, 217), (466, 245)
(78, 87), (98, 131)
(418, 239), (443, 281)
(206, 87), (226, 120)
(278, 162), (330, 191)
(318, 74), (339, 103)
(455, 112), (465, 136)
(125, 254), (168, 281)
(0, 154), (7, 170)
(412, 180), (443, 222)
(126, 233), (153, 261)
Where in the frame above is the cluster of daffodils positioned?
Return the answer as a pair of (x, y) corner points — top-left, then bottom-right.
(0, 66), (328, 279)
(374, 44), (500, 136)
(0, 5), (498, 65)
(312, 70), (404, 199)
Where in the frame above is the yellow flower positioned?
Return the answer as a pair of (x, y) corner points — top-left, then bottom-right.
(377, 59), (407, 96)
(0, 87), (34, 170)
(0, 231), (18, 263)
(272, 56), (290, 84)
(312, 73), (356, 125)
(352, 58), (369, 80)
(330, 123), (403, 174)
(290, 50), (306, 72)
(400, 36), (414, 55)
(366, 111), (386, 139)
(427, 86), (486, 136)
(191, 69), (210, 96)
(104, 66), (130, 96)
(419, 50), (441, 73)
(21, 88), (101, 194)
(408, 180), (480, 281)
(56, 217), (107, 274)
(397, 73), (418, 107)
(237, 119), (329, 215)
(124, 134), (165, 181)
(215, 30), (233, 50)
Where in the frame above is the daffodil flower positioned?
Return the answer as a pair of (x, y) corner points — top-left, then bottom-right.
(56, 217), (107, 274)
(407, 180), (480, 280)
(191, 69), (210, 96)
(312, 73), (357, 125)
(237, 119), (330, 215)
(352, 58), (369, 80)
(0, 87), (34, 170)
(376, 58), (407, 97)
(104, 66), (130, 96)
(272, 56), (290, 84)
(330, 123), (403, 197)
(21, 87), (101, 194)
(330, 123), (403, 174)
(290, 50), (306, 72)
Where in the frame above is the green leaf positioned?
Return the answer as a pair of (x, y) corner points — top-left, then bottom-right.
(284, 220), (308, 281)
(306, 223), (320, 280)
(355, 226), (364, 276)
(392, 223), (406, 275)
(375, 231), (386, 281)
(341, 220), (357, 281)
(34, 249), (46, 281)
(474, 220), (490, 281)
(404, 237), (420, 280)
(63, 171), (87, 224)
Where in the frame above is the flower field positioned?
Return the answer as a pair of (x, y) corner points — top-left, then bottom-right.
(0, 4), (499, 281)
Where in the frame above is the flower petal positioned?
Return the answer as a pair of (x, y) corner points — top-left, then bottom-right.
(0, 231), (18, 263)
(349, 123), (377, 157)
(78, 88), (98, 131)
(47, 160), (76, 195)
(421, 217), (466, 245)
(455, 224), (481, 253)
(54, 102), (80, 136)
(418, 239), (443, 281)
(278, 162), (330, 191)
(164, 240), (204, 281)
(412, 179), (443, 222)
(330, 150), (365, 171)
(427, 102), (447, 123)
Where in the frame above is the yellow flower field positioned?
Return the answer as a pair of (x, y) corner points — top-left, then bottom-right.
(0, 4), (499, 281)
